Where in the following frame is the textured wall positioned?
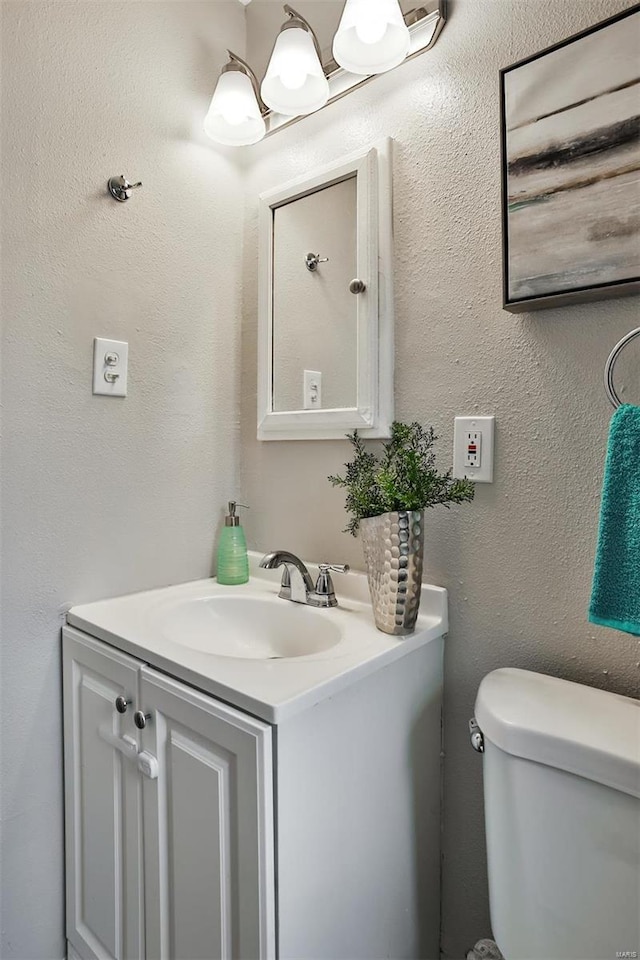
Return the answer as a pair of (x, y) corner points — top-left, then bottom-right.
(0, 2), (245, 957)
(240, 1), (640, 956)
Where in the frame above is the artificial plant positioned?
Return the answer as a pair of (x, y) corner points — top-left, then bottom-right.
(329, 421), (475, 536)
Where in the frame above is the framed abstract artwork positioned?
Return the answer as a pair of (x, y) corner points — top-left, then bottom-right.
(500, 5), (640, 312)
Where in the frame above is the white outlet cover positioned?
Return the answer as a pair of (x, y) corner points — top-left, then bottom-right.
(93, 338), (128, 397)
(453, 416), (495, 483)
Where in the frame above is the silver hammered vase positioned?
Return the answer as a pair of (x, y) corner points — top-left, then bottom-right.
(359, 510), (425, 636)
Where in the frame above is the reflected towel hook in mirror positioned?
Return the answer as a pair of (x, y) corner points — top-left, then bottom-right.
(305, 253), (329, 272)
(604, 328), (640, 408)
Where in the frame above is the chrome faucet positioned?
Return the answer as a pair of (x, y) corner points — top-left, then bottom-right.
(259, 551), (349, 608)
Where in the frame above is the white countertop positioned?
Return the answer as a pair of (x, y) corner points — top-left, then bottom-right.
(66, 553), (448, 723)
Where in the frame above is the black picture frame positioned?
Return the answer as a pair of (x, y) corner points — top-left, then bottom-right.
(500, 5), (640, 313)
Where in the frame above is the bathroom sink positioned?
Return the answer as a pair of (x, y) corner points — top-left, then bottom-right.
(66, 552), (448, 721)
(152, 595), (343, 660)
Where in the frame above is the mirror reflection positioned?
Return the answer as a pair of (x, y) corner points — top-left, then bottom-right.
(258, 140), (393, 441)
(272, 176), (358, 412)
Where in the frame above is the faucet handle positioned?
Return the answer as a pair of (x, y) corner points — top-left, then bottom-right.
(315, 563), (350, 607)
(318, 563), (350, 575)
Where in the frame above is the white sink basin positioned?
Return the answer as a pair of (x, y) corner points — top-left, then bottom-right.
(66, 553), (448, 722)
(154, 595), (343, 660)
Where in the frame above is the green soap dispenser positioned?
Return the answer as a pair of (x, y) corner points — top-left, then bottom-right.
(216, 501), (249, 585)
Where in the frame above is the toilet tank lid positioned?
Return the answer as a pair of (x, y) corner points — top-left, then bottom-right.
(475, 668), (640, 798)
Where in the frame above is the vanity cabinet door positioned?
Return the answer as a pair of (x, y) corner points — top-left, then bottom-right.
(138, 667), (276, 960)
(62, 627), (144, 960)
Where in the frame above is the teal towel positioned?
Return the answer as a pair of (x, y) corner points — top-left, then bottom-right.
(589, 404), (640, 636)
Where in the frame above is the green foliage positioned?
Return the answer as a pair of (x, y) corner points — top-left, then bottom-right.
(328, 421), (475, 536)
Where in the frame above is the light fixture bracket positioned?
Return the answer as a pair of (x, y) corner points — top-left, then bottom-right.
(224, 49), (269, 116)
(281, 4), (324, 66)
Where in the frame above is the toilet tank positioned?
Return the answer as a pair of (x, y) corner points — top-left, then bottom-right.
(475, 668), (640, 960)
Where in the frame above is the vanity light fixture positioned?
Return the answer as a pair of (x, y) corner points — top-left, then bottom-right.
(261, 6), (330, 117)
(203, 51), (267, 146)
(204, 2), (447, 145)
(333, 0), (411, 75)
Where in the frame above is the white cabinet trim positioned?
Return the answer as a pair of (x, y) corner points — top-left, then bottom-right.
(139, 666), (276, 960)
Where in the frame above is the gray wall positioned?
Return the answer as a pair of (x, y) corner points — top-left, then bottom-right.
(240, 1), (640, 956)
(0, 2), (245, 957)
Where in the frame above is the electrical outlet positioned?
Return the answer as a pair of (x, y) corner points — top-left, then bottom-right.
(465, 432), (482, 468)
(453, 416), (495, 482)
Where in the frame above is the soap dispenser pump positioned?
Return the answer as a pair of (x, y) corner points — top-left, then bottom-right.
(216, 501), (249, 585)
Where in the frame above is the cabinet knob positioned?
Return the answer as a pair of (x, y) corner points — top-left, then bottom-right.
(134, 710), (151, 730)
(115, 696), (131, 714)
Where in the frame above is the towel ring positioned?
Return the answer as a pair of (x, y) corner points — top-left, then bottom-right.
(604, 327), (640, 409)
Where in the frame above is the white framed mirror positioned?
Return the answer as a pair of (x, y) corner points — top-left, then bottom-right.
(257, 139), (394, 441)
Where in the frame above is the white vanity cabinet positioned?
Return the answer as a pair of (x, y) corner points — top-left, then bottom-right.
(63, 570), (445, 960)
(63, 628), (274, 960)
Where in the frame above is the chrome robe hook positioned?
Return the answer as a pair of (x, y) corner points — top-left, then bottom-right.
(108, 175), (143, 202)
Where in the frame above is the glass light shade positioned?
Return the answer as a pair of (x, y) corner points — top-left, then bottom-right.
(203, 70), (266, 146)
(261, 26), (329, 116)
(333, 0), (410, 75)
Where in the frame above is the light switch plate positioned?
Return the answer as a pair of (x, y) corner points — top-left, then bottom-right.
(453, 416), (495, 483)
(303, 370), (322, 410)
(93, 338), (128, 397)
